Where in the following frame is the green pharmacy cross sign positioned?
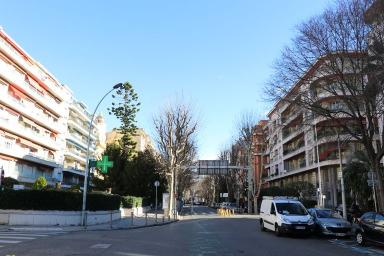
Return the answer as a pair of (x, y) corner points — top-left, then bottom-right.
(91, 156), (114, 174)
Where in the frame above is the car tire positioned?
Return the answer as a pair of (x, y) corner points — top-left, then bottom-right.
(260, 220), (266, 232)
(275, 224), (281, 237)
(356, 231), (365, 246)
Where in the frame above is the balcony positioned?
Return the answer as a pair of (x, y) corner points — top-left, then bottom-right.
(64, 148), (87, 163)
(283, 139), (305, 156)
(0, 60), (65, 117)
(0, 87), (64, 133)
(0, 139), (60, 167)
(67, 118), (96, 139)
(0, 114), (60, 151)
(0, 33), (65, 100)
(69, 104), (91, 122)
(67, 132), (96, 151)
(284, 158), (306, 172)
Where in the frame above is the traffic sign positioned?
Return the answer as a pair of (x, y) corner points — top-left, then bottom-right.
(154, 180), (160, 187)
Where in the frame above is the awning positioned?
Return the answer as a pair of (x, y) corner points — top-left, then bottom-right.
(0, 30), (31, 63)
(25, 75), (45, 95)
(16, 138), (39, 150)
(20, 116), (36, 127)
(8, 85), (26, 100)
(1, 130), (17, 140)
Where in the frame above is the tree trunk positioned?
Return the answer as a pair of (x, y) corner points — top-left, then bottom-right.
(374, 160), (384, 211)
(169, 169), (174, 218)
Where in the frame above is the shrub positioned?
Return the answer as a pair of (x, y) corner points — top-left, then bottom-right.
(33, 176), (47, 190)
(1, 177), (19, 189)
(259, 186), (298, 198)
(0, 190), (121, 211)
(121, 195), (143, 208)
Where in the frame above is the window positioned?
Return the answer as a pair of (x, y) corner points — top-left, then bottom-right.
(362, 213), (375, 224)
(375, 214), (384, 227)
(275, 203), (307, 216)
(270, 204), (276, 215)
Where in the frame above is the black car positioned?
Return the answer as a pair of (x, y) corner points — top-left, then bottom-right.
(356, 212), (384, 246)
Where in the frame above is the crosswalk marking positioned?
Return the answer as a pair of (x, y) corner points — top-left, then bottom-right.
(0, 240), (21, 244)
(0, 232), (48, 237)
(0, 236), (36, 240)
(0, 230), (68, 249)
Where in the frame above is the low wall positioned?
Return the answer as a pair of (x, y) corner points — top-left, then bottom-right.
(121, 206), (151, 217)
(0, 209), (122, 226)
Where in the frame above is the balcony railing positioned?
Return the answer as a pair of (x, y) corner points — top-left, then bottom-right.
(0, 87), (62, 133)
(284, 159), (306, 172)
(0, 60), (65, 117)
(283, 140), (305, 155)
(0, 34), (64, 100)
(0, 114), (59, 150)
(0, 139), (60, 165)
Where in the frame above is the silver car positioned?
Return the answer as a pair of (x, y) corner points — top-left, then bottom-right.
(308, 208), (353, 237)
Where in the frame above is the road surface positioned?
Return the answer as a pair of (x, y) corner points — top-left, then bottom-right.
(0, 206), (383, 256)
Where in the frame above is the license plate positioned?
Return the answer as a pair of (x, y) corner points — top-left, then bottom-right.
(335, 233), (345, 236)
(295, 226), (305, 230)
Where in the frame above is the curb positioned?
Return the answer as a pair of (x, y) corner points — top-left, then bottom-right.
(8, 227), (64, 232)
(1, 219), (179, 233)
(81, 219), (179, 232)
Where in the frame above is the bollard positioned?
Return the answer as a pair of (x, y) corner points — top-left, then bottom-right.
(162, 216), (165, 223)
(145, 212), (148, 226)
(155, 213), (158, 223)
(110, 210), (113, 229)
(131, 212), (134, 226)
(168, 215), (170, 222)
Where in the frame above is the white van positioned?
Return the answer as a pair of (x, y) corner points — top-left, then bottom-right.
(259, 196), (314, 236)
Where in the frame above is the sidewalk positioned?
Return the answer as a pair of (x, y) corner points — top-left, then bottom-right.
(0, 213), (178, 232)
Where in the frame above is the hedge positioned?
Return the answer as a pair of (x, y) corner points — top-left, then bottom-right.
(0, 190), (121, 211)
(121, 196), (143, 208)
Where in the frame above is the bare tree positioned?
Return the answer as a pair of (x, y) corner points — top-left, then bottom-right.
(153, 102), (198, 217)
(237, 112), (258, 213)
(265, 0), (384, 210)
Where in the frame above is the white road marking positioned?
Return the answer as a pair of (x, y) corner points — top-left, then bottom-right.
(0, 232), (48, 237)
(0, 240), (21, 244)
(0, 236), (36, 240)
(90, 243), (112, 249)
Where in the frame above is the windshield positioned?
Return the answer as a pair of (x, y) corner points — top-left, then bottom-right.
(275, 203), (307, 216)
(316, 210), (342, 219)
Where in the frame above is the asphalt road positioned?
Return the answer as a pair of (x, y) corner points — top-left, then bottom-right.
(0, 206), (383, 256)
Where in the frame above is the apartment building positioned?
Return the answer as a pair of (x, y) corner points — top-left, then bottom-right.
(0, 27), (69, 186)
(62, 96), (106, 188)
(251, 120), (268, 197)
(263, 55), (371, 207)
(106, 128), (154, 152)
(0, 27), (106, 188)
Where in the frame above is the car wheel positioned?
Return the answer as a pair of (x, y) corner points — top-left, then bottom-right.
(260, 220), (266, 232)
(275, 224), (281, 236)
(356, 232), (365, 246)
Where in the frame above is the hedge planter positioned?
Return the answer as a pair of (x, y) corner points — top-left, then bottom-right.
(0, 190), (121, 211)
(0, 209), (122, 226)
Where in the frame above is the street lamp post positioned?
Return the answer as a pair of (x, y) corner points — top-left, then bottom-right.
(81, 83), (123, 227)
(154, 180), (160, 221)
(337, 132), (347, 220)
(314, 124), (323, 207)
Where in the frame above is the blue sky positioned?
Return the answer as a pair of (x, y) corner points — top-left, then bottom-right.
(1, 0), (331, 159)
